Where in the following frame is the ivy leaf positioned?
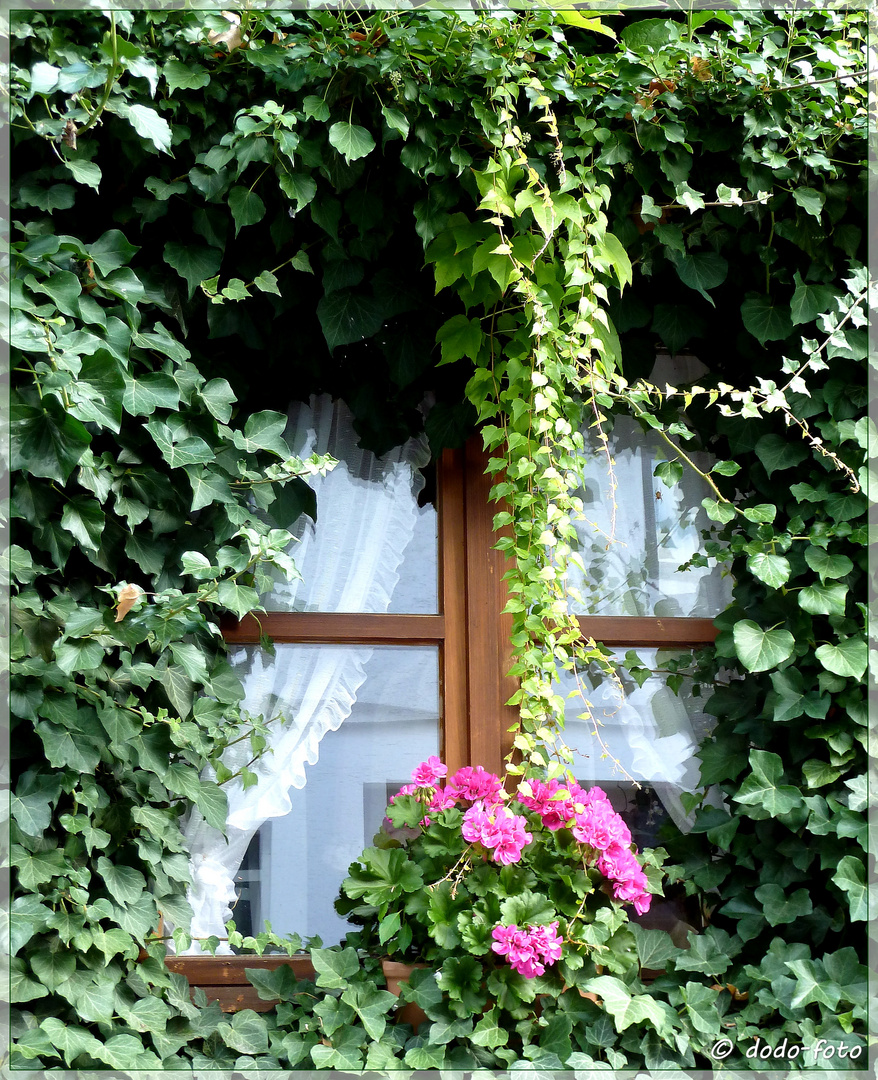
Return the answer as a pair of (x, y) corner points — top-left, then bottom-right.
(124, 103), (173, 154)
(732, 620), (795, 672)
(310, 1027), (364, 1070)
(228, 186), (266, 234)
(652, 304), (705, 356)
(680, 982), (722, 1037)
(405, 1045), (446, 1069)
(40, 1017), (103, 1065)
(10, 397), (91, 483)
(185, 465), (234, 512)
(672, 250), (728, 305)
(97, 855), (147, 907)
(11, 775), (58, 838)
(768, 669), (807, 723)
(163, 241), (222, 300)
(341, 983), (397, 1041)
(231, 410), (290, 456)
(163, 58), (210, 93)
(672, 926), (739, 975)
(753, 883), (813, 925)
(311, 946), (360, 989)
(754, 433), (809, 475)
(29, 60), (60, 95)
(253, 269), (281, 295)
(63, 158), (102, 191)
(654, 460), (683, 488)
(746, 552), (790, 588)
(316, 289), (384, 352)
(831, 856), (867, 921)
(804, 547), (853, 581)
(36, 720), (102, 771)
(799, 583), (847, 617)
(95, 1033), (157, 1069)
(382, 105), (410, 140)
(702, 497), (736, 524)
(328, 121), (376, 163)
(84, 229), (139, 275)
(741, 503), (776, 523)
(303, 95), (330, 121)
(169, 641), (210, 683)
(792, 187), (825, 220)
(741, 297), (793, 343)
(598, 231), (633, 291)
(147, 420), (214, 468)
(159, 662), (195, 716)
(97, 267), (144, 306)
(192, 780), (228, 832)
(579, 975), (672, 1033)
(69, 350), (125, 432)
(733, 749), (804, 817)
(802, 759), (841, 788)
(30, 947), (77, 991)
(630, 925), (679, 969)
(201, 378), (236, 423)
(56, 969), (117, 1022)
(60, 496), (105, 552)
(218, 1010), (270, 1055)
(469, 1007), (508, 1048)
(277, 171), (317, 212)
(436, 314), (484, 365)
(815, 637), (867, 679)
(791, 277), (838, 325)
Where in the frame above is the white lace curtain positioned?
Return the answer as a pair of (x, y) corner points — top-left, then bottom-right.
(182, 396), (430, 947)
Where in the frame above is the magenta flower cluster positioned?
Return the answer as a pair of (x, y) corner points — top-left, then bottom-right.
(517, 777), (651, 916)
(491, 921), (564, 978)
(393, 759), (654, 976)
(461, 801), (532, 865)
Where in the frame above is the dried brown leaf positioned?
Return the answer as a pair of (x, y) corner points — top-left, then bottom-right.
(115, 583), (144, 622)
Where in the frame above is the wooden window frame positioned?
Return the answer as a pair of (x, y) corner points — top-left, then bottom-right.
(170, 436), (717, 1006)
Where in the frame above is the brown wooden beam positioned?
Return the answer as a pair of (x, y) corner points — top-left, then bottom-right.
(438, 447), (470, 776)
(165, 954), (315, 984)
(165, 955), (316, 1013)
(576, 616), (718, 648)
(220, 612), (446, 646)
(464, 438), (519, 776)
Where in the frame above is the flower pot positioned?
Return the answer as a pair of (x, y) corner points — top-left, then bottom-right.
(381, 960), (429, 1031)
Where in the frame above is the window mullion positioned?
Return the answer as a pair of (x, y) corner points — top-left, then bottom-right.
(438, 447), (470, 776)
(463, 437), (519, 777)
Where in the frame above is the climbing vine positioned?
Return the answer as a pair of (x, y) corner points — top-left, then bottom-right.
(8, 5), (869, 1071)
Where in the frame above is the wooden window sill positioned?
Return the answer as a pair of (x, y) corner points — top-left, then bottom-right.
(165, 954), (315, 1013)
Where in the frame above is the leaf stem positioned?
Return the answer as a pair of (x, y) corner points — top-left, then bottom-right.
(78, 10), (119, 137)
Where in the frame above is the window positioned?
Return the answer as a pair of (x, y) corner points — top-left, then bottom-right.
(171, 356), (730, 985)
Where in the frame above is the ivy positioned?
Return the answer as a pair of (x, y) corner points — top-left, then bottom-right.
(9, 4), (868, 1071)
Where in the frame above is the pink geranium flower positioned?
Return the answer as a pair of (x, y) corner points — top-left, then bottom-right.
(491, 920), (564, 978)
(462, 802), (532, 864)
(446, 765), (504, 805)
(411, 756), (448, 787)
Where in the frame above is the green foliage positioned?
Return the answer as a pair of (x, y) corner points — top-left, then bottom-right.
(9, 3), (868, 1071)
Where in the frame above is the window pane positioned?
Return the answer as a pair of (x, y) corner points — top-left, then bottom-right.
(231, 645), (440, 946)
(260, 397), (438, 615)
(568, 416), (732, 617)
(558, 648), (715, 833)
